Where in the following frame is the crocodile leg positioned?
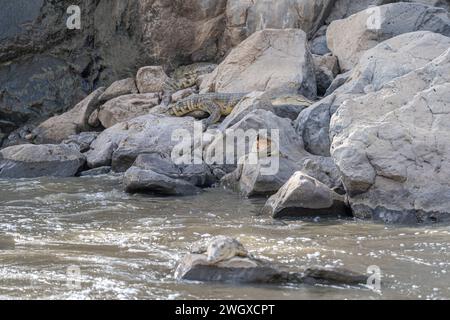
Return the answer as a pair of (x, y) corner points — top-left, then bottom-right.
(201, 101), (222, 130)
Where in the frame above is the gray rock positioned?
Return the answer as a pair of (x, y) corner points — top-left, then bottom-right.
(326, 0), (396, 23)
(98, 78), (138, 102)
(223, 0), (335, 50)
(330, 48), (450, 223)
(175, 237), (368, 286)
(62, 132), (100, 153)
(131, 153), (215, 187)
(327, 2), (450, 71)
(79, 166), (111, 177)
(309, 26), (331, 55)
(32, 88), (105, 144)
(296, 31), (450, 157)
(313, 54), (340, 96)
(0, 144), (85, 178)
(86, 114), (197, 172)
(124, 166), (200, 196)
(201, 29), (317, 99)
(211, 109), (342, 197)
(136, 66), (169, 94)
(97, 93), (160, 128)
(262, 172), (350, 219)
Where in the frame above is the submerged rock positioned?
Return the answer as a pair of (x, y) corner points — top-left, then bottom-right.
(175, 236), (368, 286)
(0, 144), (85, 178)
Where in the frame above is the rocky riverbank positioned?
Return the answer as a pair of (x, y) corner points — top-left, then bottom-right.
(1, 1), (450, 224)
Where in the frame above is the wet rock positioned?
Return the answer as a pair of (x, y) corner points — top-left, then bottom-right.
(0, 144), (85, 178)
(175, 253), (284, 283)
(136, 66), (169, 94)
(130, 153), (215, 188)
(79, 166), (111, 177)
(32, 88), (105, 144)
(124, 166), (200, 196)
(262, 172), (350, 219)
(97, 93), (160, 128)
(300, 267), (369, 286)
(62, 132), (100, 153)
(330, 48), (450, 223)
(327, 2), (450, 71)
(98, 78), (138, 102)
(175, 236), (368, 286)
(202, 29), (317, 99)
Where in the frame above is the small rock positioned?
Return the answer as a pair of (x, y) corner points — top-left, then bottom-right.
(98, 78), (138, 102)
(62, 132), (100, 153)
(136, 66), (170, 94)
(79, 166), (111, 177)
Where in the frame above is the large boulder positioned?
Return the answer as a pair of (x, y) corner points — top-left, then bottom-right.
(262, 172), (350, 219)
(97, 93), (160, 128)
(223, 0), (335, 49)
(327, 3), (450, 71)
(86, 114), (198, 172)
(201, 29), (317, 99)
(0, 144), (85, 178)
(32, 88), (105, 144)
(330, 48), (450, 223)
(296, 31), (450, 157)
(123, 152), (215, 195)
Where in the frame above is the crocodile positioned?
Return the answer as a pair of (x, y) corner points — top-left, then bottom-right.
(161, 63), (217, 106)
(165, 92), (249, 128)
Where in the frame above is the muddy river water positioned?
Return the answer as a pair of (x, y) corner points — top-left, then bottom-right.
(1, 175), (449, 299)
